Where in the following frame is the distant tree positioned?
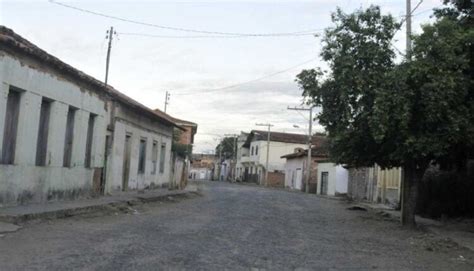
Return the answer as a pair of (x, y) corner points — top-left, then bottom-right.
(215, 137), (236, 159)
(296, 5), (473, 227)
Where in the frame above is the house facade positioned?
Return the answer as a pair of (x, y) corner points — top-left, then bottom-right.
(237, 130), (325, 186)
(104, 101), (178, 193)
(281, 146), (328, 193)
(0, 26), (181, 206)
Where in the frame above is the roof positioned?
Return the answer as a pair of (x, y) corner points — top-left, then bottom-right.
(243, 130), (327, 148)
(0, 26), (181, 129)
(162, 113), (198, 127)
(281, 146), (329, 159)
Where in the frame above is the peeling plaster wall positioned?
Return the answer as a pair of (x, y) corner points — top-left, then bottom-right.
(0, 53), (107, 206)
(105, 103), (174, 193)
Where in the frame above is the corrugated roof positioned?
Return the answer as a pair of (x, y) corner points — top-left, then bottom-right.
(0, 25), (181, 129)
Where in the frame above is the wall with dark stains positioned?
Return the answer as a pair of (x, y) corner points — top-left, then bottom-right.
(0, 52), (107, 206)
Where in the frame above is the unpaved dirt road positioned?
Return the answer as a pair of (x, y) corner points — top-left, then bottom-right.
(1, 181), (473, 270)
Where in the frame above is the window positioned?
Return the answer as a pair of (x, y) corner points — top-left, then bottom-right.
(151, 140), (158, 174)
(138, 138), (147, 174)
(251, 146), (254, 156)
(1, 88), (21, 164)
(255, 145), (259, 155)
(35, 98), (52, 166)
(159, 143), (166, 173)
(63, 107), (77, 167)
(84, 113), (96, 168)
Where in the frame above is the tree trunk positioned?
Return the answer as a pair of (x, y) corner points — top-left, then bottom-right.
(401, 161), (426, 228)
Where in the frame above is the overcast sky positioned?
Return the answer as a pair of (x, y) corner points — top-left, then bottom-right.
(1, 0), (443, 153)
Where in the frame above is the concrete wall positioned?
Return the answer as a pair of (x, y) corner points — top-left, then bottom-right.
(284, 157), (304, 190)
(317, 163), (348, 196)
(0, 52), (107, 206)
(335, 165), (349, 194)
(348, 167), (377, 201)
(267, 172), (284, 187)
(348, 166), (400, 206)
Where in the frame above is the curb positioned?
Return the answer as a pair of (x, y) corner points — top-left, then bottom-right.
(0, 191), (199, 224)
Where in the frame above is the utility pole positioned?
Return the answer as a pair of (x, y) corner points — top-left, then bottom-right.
(288, 106), (315, 193)
(104, 26), (116, 86)
(225, 133), (239, 182)
(255, 123), (273, 186)
(406, 0), (412, 60)
(218, 144), (222, 181)
(164, 91), (170, 113)
(401, 0), (412, 226)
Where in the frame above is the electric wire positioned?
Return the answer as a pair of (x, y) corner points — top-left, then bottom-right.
(48, 0), (325, 37)
(173, 58), (317, 96)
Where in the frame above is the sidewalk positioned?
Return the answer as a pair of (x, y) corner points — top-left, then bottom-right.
(0, 187), (198, 225)
(352, 202), (474, 252)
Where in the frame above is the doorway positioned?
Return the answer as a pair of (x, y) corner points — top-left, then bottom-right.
(295, 168), (302, 190)
(321, 172), (329, 195)
(122, 134), (132, 191)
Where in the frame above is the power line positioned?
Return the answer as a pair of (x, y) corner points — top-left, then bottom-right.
(117, 32), (321, 39)
(174, 58), (317, 96)
(49, 0), (324, 37)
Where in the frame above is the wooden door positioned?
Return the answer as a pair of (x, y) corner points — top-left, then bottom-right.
(122, 134), (132, 191)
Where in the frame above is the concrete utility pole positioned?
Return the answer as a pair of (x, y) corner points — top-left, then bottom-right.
(401, 0), (412, 227)
(164, 91), (170, 113)
(255, 123), (273, 186)
(406, 0), (412, 60)
(104, 26), (116, 86)
(216, 144), (222, 181)
(288, 106), (315, 193)
(225, 133), (239, 182)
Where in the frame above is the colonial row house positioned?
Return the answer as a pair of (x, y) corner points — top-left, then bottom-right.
(236, 130), (326, 187)
(0, 26), (185, 207)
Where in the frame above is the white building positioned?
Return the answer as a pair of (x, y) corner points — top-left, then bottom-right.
(316, 163), (348, 196)
(234, 132), (249, 181)
(237, 130), (325, 185)
(104, 96), (179, 193)
(0, 26), (181, 206)
(281, 147), (328, 192)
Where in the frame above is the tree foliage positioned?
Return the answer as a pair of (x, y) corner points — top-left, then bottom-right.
(296, 4), (473, 226)
(215, 137), (236, 159)
(296, 6), (400, 168)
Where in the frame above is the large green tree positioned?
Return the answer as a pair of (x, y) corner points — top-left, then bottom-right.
(297, 4), (473, 227)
